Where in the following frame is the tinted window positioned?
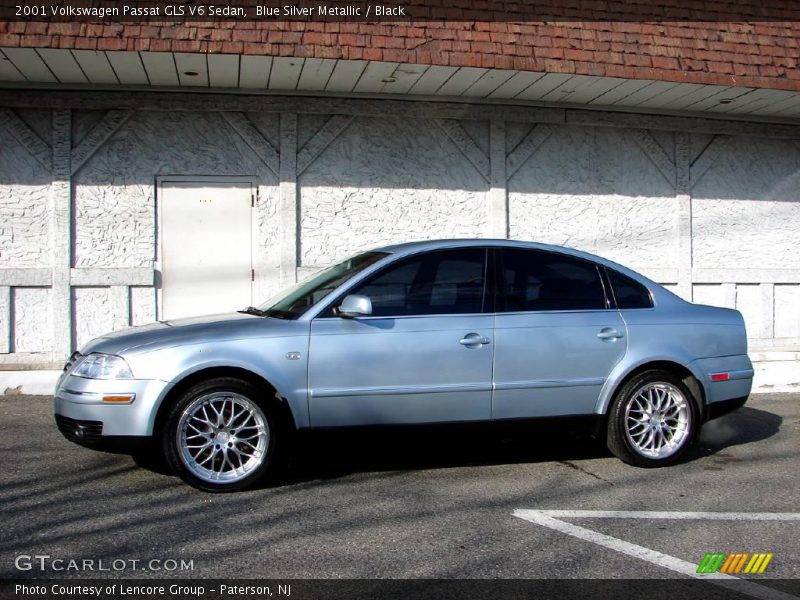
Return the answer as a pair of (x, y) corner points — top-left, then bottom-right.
(499, 249), (606, 311)
(261, 251), (388, 319)
(346, 248), (488, 317)
(607, 269), (653, 309)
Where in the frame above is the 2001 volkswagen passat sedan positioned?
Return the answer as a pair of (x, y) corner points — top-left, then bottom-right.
(55, 240), (753, 491)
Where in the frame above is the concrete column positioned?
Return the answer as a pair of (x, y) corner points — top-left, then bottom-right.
(675, 131), (693, 301)
(721, 283), (737, 309)
(489, 120), (508, 239)
(279, 113), (298, 288)
(0, 286), (9, 353)
(761, 283), (775, 339)
(50, 110), (72, 361)
(110, 285), (130, 332)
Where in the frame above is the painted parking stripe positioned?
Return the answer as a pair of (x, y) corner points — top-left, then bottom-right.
(528, 510), (800, 521)
(513, 510), (800, 600)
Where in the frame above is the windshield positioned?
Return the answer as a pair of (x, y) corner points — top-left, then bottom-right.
(258, 251), (389, 319)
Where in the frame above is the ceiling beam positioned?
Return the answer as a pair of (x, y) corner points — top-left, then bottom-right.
(296, 115), (354, 176)
(70, 110), (132, 175)
(435, 119), (490, 181)
(565, 109), (800, 140)
(0, 90), (798, 139)
(506, 124), (555, 180)
(220, 112), (280, 177)
(0, 108), (52, 171)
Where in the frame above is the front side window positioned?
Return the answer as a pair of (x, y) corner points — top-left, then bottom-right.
(259, 251), (388, 319)
(341, 248), (488, 317)
(499, 248), (607, 312)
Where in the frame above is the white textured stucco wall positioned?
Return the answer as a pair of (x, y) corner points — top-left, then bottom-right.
(0, 101), (799, 376)
(299, 117), (489, 266)
(0, 111), (54, 359)
(775, 285), (800, 339)
(73, 287), (115, 350)
(13, 287), (52, 352)
(0, 113), (50, 269)
(70, 111), (280, 344)
(692, 138), (800, 270)
(74, 111), (277, 269)
(508, 126), (678, 279)
(130, 286), (157, 327)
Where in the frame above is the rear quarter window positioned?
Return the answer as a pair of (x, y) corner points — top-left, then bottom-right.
(607, 269), (654, 309)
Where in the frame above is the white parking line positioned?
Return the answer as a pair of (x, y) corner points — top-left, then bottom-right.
(513, 509), (800, 600)
(529, 510), (800, 521)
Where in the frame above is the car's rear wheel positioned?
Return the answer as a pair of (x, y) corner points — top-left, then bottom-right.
(163, 377), (278, 492)
(607, 369), (698, 467)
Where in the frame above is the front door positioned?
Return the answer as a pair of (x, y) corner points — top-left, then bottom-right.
(492, 248), (627, 418)
(308, 248), (494, 426)
(159, 179), (253, 320)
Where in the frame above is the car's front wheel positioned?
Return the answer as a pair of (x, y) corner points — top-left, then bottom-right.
(607, 370), (698, 467)
(162, 378), (278, 492)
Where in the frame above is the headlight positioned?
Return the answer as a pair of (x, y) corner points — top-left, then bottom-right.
(71, 353), (133, 380)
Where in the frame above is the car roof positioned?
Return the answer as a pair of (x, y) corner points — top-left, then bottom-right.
(377, 238), (575, 253)
(372, 238), (666, 292)
(376, 238), (609, 265)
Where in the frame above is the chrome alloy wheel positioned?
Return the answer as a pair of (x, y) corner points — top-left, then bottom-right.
(177, 392), (269, 484)
(624, 382), (691, 459)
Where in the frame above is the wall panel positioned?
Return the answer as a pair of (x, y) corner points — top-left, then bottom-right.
(0, 97), (799, 366)
(298, 116), (490, 266)
(508, 125), (679, 279)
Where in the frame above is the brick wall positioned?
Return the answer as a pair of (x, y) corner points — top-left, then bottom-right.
(0, 17), (799, 91)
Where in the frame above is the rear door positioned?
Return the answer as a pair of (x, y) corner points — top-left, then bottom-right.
(492, 248), (627, 418)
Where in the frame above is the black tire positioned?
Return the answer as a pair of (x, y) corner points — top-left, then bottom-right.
(162, 377), (279, 492)
(606, 369), (699, 468)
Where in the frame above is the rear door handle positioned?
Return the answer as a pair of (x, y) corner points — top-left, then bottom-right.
(597, 328), (624, 341)
(460, 333), (491, 347)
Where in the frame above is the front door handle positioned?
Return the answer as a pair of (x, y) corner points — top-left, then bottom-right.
(459, 333), (491, 347)
(597, 328), (624, 341)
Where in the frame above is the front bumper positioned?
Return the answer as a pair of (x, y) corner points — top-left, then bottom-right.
(53, 373), (172, 439)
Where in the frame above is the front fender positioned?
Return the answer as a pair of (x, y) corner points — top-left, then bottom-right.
(125, 332), (311, 430)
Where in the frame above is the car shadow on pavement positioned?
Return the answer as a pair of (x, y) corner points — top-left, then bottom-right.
(688, 405), (783, 461)
(131, 417), (611, 483)
(277, 404), (784, 487)
(130, 405), (783, 487)
(284, 419), (610, 482)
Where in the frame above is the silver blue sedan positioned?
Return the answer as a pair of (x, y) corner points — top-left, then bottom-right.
(54, 240), (753, 491)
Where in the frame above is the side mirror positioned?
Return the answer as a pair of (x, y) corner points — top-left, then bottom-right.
(337, 294), (372, 318)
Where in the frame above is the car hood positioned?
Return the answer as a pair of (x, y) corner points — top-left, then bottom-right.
(81, 312), (303, 356)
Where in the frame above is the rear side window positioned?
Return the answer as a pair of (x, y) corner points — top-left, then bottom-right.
(499, 249), (607, 311)
(347, 248), (488, 317)
(607, 269), (654, 309)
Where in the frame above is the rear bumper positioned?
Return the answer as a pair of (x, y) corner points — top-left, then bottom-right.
(689, 354), (753, 402)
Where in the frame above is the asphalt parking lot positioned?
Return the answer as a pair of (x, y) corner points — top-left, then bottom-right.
(1, 393), (798, 582)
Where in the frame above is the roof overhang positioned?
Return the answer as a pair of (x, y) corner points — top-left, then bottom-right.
(2, 48), (800, 123)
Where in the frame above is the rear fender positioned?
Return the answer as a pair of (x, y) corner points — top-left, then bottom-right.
(595, 351), (708, 416)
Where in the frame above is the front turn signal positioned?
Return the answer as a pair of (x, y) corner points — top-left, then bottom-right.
(102, 394), (136, 403)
